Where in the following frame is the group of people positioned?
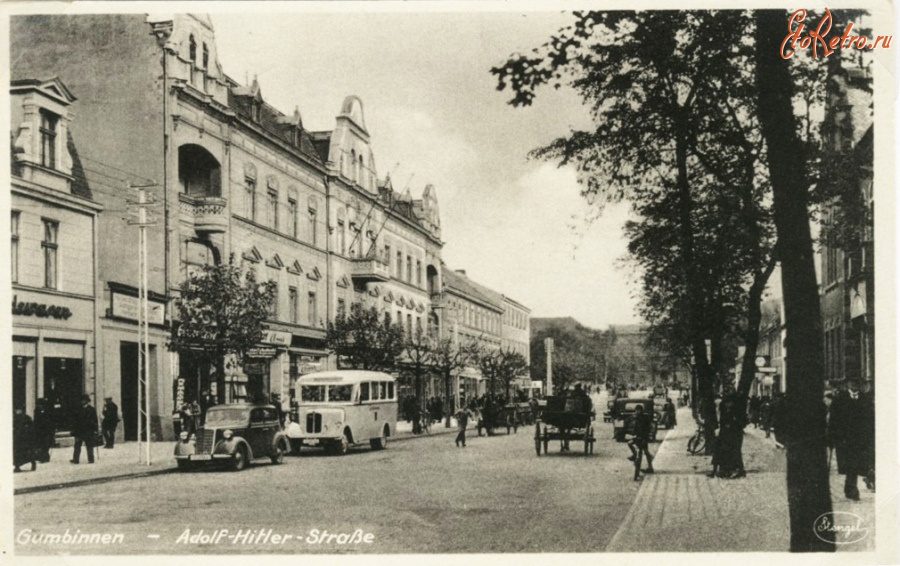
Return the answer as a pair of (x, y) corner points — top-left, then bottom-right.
(13, 395), (120, 472)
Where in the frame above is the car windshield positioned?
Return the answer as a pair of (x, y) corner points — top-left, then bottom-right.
(622, 402), (649, 412)
(205, 408), (249, 424)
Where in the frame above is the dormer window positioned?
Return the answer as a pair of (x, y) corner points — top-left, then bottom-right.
(251, 101), (261, 123)
(39, 110), (59, 169)
(189, 34), (197, 64)
(202, 43), (209, 69)
(292, 126), (301, 147)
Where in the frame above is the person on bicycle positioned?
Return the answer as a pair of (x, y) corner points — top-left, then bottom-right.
(454, 405), (472, 447)
(627, 405), (655, 480)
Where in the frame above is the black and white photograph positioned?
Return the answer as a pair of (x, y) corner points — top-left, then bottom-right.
(2, 2), (897, 562)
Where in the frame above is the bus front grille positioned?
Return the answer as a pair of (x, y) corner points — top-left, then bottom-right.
(306, 412), (322, 433)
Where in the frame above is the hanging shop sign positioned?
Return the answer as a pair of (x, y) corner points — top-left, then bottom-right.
(298, 363), (321, 374)
(247, 347), (277, 358)
(111, 292), (166, 325)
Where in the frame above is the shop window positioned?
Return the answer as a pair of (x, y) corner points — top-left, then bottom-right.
(42, 219), (59, 289)
(40, 110), (58, 169)
(178, 144), (221, 197)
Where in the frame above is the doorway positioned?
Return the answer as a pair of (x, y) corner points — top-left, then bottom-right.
(43, 356), (84, 433)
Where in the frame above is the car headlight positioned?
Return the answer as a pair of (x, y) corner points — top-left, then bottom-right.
(223, 429), (233, 440)
(179, 431), (189, 441)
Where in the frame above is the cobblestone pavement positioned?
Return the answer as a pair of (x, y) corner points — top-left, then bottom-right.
(606, 408), (877, 552)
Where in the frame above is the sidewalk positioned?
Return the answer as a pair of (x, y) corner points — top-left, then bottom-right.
(606, 408), (876, 552)
(13, 418), (457, 495)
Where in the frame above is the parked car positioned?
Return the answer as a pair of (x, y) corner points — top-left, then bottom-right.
(611, 398), (658, 442)
(174, 404), (289, 472)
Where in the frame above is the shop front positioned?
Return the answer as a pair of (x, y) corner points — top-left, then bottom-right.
(12, 290), (95, 437)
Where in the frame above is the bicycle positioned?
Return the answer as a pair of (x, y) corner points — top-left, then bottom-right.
(419, 410), (432, 435)
(687, 422), (706, 455)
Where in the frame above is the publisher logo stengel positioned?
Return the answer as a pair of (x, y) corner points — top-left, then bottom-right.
(813, 512), (869, 545)
(782, 8), (892, 60)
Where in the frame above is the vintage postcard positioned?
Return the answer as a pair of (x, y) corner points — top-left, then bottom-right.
(1, 1), (897, 564)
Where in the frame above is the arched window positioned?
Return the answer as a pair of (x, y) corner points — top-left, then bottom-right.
(349, 150), (356, 182)
(178, 144), (221, 197)
(189, 35), (197, 64)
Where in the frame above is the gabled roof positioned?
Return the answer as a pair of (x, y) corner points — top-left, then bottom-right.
(10, 76), (77, 104)
(442, 268), (504, 312)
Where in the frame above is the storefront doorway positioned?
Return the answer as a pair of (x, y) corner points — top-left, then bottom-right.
(43, 356), (83, 433)
(13, 356), (31, 413)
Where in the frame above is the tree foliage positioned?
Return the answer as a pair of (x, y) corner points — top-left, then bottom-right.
(478, 347), (529, 400)
(326, 302), (404, 372)
(168, 256), (276, 403)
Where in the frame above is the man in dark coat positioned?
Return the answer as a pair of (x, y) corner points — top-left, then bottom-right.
(101, 397), (119, 449)
(71, 394), (98, 464)
(13, 408), (37, 472)
(827, 379), (875, 500)
(33, 398), (55, 463)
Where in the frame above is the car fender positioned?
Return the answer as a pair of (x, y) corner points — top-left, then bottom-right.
(174, 441), (195, 457)
(216, 438), (252, 461)
(271, 431), (290, 454)
(284, 421), (303, 439)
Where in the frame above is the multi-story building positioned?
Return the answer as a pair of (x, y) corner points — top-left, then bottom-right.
(10, 14), (443, 440)
(10, 77), (102, 433)
(501, 295), (531, 362)
(818, 66), (874, 392)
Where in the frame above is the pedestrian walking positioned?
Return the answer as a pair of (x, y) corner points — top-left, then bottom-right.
(271, 393), (285, 429)
(70, 394), (98, 464)
(33, 398), (55, 463)
(13, 408), (37, 473)
(454, 405), (471, 447)
(627, 404), (655, 480)
(101, 397), (119, 449)
(199, 389), (215, 426)
(827, 379), (875, 500)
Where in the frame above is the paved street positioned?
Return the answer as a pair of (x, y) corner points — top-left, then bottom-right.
(15, 418), (649, 554)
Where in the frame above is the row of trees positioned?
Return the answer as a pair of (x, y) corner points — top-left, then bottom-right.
(326, 303), (529, 425)
(493, 9), (870, 551)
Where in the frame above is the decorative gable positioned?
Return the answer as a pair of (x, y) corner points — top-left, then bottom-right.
(242, 246), (263, 263)
(286, 260), (302, 275)
(384, 291), (394, 303)
(265, 254), (284, 269)
(336, 275), (350, 288)
(306, 266), (321, 281)
(368, 285), (380, 298)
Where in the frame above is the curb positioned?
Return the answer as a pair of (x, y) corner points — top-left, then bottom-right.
(14, 424), (456, 495)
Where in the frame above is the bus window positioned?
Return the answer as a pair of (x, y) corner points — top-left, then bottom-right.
(379, 382), (387, 399)
(328, 384), (354, 402)
(301, 385), (325, 403)
(369, 382), (379, 401)
(388, 382), (395, 400)
(360, 382), (370, 402)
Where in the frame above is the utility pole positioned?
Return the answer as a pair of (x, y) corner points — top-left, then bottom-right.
(544, 337), (554, 396)
(128, 183), (158, 465)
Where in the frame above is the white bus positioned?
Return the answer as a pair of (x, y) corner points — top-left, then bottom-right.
(285, 370), (397, 455)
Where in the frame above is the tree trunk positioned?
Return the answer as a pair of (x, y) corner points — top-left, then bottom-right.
(444, 369), (453, 428)
(755, 10), (834, 552)
(215, 347), (226, 405)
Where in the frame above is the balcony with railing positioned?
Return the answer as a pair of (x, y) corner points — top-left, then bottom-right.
(350, 249), (390, 283)
(179, 193), (228, 234)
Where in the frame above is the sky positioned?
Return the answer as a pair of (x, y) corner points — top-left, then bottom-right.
(212, 11), (642, 330)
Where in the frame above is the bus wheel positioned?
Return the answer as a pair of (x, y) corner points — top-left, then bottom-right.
(332, 432), (350, 456)
(370, 426), (388, 450)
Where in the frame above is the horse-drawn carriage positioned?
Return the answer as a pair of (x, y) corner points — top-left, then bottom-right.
(475, 402), (532, 436)
(534, 395), (595, 456)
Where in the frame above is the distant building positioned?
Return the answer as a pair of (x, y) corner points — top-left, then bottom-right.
(10, 77), (102, 432)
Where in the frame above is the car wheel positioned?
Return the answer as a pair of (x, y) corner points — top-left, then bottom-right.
(332, 432), (349, 456)
(230, 447), (247, 472)
(270, 439), (286, 464)
(370, 427), (388, 450)
(176, 460), (193, 473)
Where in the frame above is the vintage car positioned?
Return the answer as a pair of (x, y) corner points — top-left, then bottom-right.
(174, 404), (290, 472)
(611, 398), (659, 442)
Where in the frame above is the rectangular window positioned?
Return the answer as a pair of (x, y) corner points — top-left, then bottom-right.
(338, 221), (346, 255)
(270, 283), (279, 318)
(42, 219), (59, 289)
(245, 177), (256, 220)
(268, 190), (278, 230)
(40, 110), (58, 169)
(416, 260), (422, 287)
(308, 291), (317, 326)
(288, 198), (298, 238)
(407, 314), (413, 335)
(337, 298), (346, 317)
(406, 255), (412, 282)
(396, 251), (402, 279)
(308, 208), (317, 246)
(11, 211), (20, 283)
(289, 286), (299, 324)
